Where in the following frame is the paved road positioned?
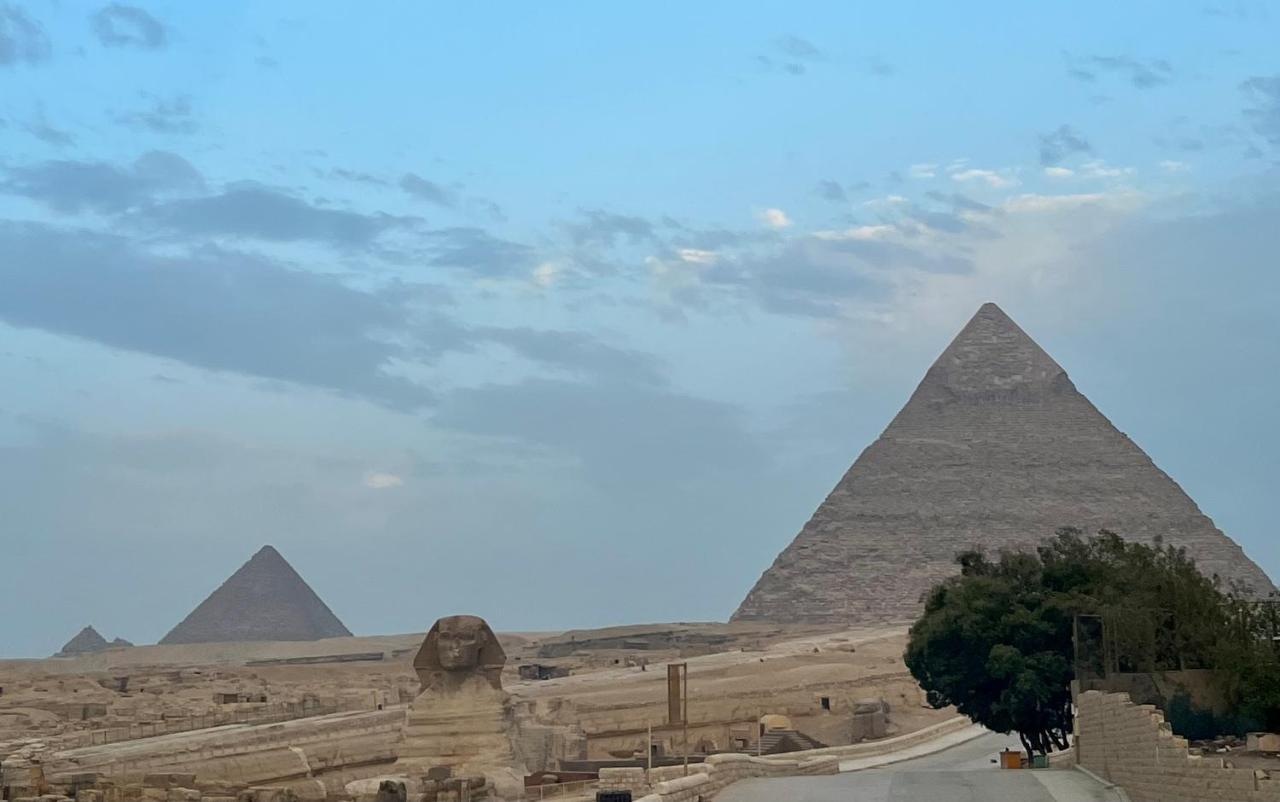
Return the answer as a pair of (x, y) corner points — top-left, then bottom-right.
(718, 732), (1124, 802)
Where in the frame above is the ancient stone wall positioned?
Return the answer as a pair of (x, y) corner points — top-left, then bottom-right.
(563, 670), (924, 759)
(599, 716), (970, 799)
(30, 709), (404, 788)
(1076, 690), (1280, 802)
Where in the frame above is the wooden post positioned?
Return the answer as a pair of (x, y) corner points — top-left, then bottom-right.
(647, 721), (653, 779)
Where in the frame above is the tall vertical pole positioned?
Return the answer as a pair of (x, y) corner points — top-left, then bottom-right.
(647, 721), (653, 778)
(682, 663), (689, 776)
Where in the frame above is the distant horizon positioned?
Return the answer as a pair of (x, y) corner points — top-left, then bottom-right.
(13, 299), (1276, 658)
(23, 617), (776, 661)
(2, 2), (1278, 657)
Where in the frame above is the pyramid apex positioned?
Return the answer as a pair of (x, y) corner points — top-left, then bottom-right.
(915, 302), (1066, 398)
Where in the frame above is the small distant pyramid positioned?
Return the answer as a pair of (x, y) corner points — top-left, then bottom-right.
(55, 625), (110, 657)
(733, 303), (1274, 625)
(55, 626), (133, 656)
(160, 545), (352, 645)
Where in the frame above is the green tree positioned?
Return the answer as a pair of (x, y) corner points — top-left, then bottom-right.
(905, 529), (1230, 757)
(1215, 594), (1280, 732)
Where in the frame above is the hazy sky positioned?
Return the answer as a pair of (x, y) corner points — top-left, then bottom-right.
(2, 2), (1279, 657)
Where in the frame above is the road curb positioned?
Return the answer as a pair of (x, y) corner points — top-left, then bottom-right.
(837, 725), (989, 772)
(1073, 764), (1132, 801)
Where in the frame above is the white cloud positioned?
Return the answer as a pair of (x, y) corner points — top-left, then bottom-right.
(908, 163), (937, 179)
(759, 207), (793, 229)
(1159, 160), (1190, 174)
(363, 472), (404, 489)
(819, 187), (1156, 372)
(1044, 166), (1074, 178)
(1004, 191), (1138, 213)
(951, 168), (1018, 189)
(815, 224), (896, 241)
(862, 194), (909, 208)
(532, 261), (563, 287)
(1081, 160), (1135, 179)
(677, 248), (718, 264)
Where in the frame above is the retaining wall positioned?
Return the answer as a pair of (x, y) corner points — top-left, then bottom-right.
(599, 716), (971, 800)
(603, 753), (837, 802)
(1077, 689), (1280, 802)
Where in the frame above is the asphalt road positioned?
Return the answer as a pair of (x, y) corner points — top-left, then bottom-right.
(717, 732), (1124, 802)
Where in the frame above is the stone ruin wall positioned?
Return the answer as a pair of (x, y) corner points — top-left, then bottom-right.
(1077, 690), (1280, 802)
(526, 670), (926, 760)
(598, 754), (838, 801)
(598, 716), (971, 801)
(2, 771), (303, 802)
(4, 709), (407, 800)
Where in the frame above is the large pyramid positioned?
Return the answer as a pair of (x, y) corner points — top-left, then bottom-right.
(160, 545), (352, 644)
(733, 303), (1273, 626)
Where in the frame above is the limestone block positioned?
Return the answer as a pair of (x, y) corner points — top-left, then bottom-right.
(851, 709), (887, 741)
(853, 698), (888, 715)
(1248, 733), (1280, 752)
(374, 780), (405, 802)
(244, 787), (296, 802)
(142, 777), (196, 791)
(194, 783), (241, 797)
(117, 785), (145, 802)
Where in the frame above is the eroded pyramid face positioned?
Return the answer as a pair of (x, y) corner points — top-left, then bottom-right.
(733, 303), (1273, 626)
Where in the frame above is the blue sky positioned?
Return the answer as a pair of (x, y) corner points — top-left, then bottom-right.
(1, 1), (1278, 656)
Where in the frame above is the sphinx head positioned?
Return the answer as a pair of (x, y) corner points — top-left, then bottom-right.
(413, 614), (506, 691)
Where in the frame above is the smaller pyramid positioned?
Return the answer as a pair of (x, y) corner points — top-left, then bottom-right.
(160, 545), (352, 645)
(55, 625), (110, 657)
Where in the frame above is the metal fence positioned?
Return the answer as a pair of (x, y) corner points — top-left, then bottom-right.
(1073, 600), (1280, 680)
(524, 779), (598, 800)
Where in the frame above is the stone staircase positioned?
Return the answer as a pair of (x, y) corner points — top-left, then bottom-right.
(758, 729), (827, 755)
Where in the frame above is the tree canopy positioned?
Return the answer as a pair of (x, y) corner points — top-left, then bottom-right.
(904, 528), (1240, 756)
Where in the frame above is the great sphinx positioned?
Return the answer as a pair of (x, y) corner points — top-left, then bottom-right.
(395, 615), (525, 792)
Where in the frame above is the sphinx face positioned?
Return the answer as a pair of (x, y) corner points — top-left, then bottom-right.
(436, 628), (481, 671)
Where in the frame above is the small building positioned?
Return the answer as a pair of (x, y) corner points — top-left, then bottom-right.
(518, 664), (570, 681)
